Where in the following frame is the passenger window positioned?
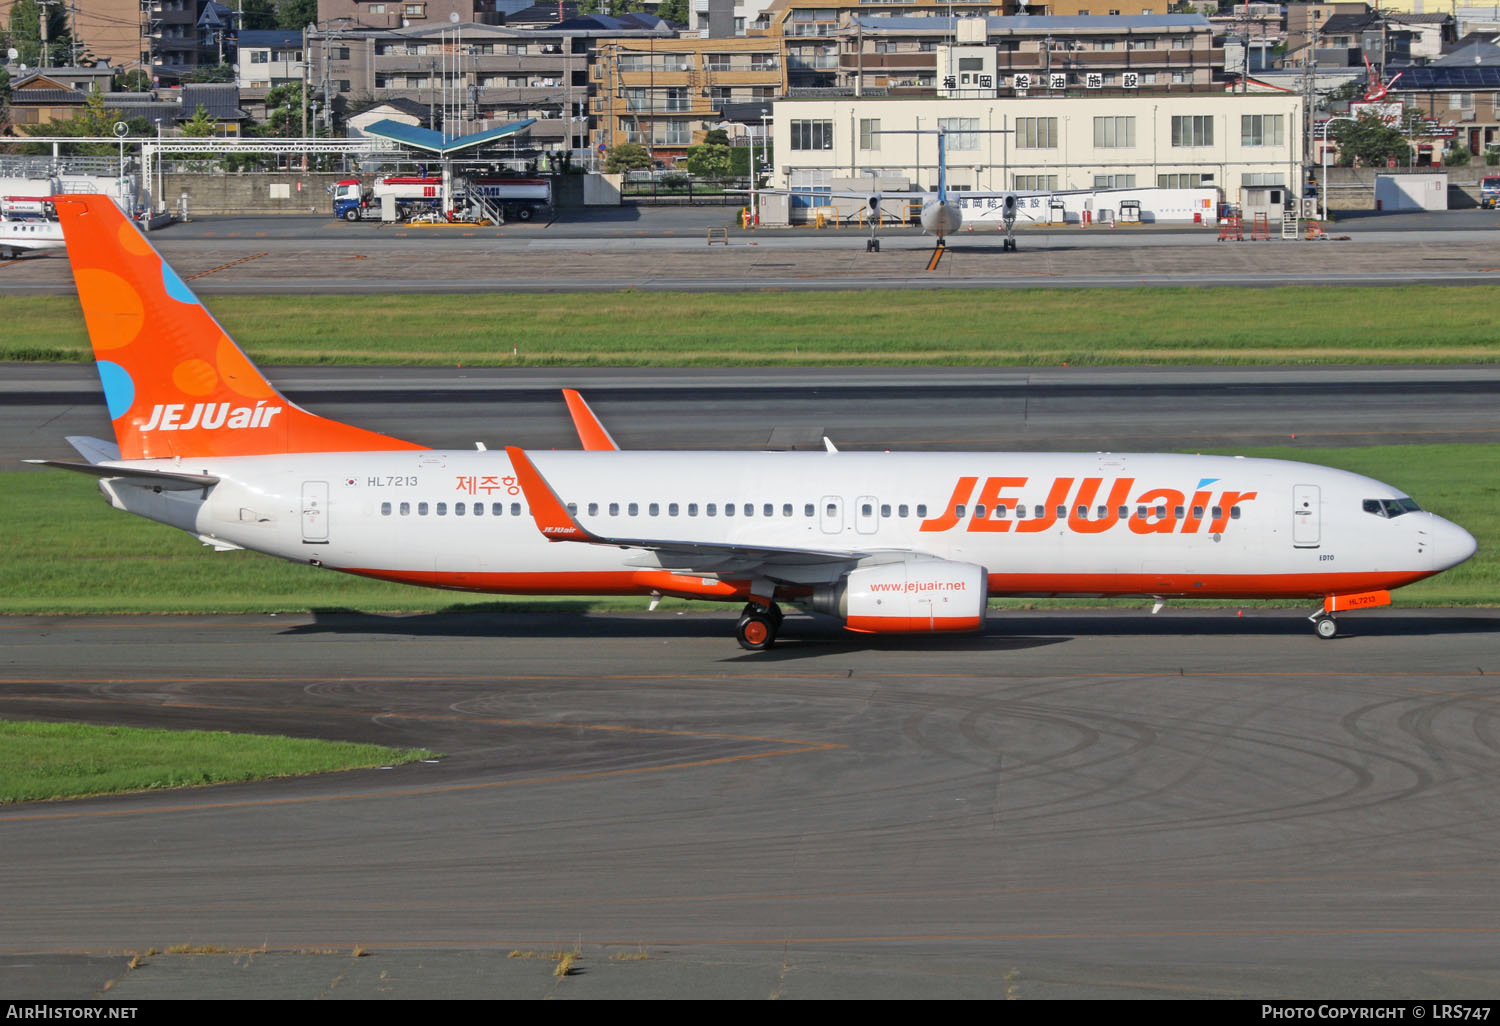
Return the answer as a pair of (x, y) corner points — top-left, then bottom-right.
(826, 503), (837, 516)
(955, 505), (966, 518)
(1155, 505), (1166, 518)
(456, 502), (465, 516)
(588, 503), (599, 516)
(1211, 505), (1222, 520)
(400, 502), (410, 516)
(974, 505), (986, 518)
(707, 503), (717, 516)
(436, 502), (447, 516)
(1056, 505), (1066, 519)
(687, 503), (698, 516)
(916, 504), (928, 518)
(782, 504), (793, 517)
(609, 502), (620, 516)
(649, 503), (660, 516)
(510, 503), (521, 516)
(1230, 506), (1241, 519)
(381, 502), (392, 516)
(996, 505), (1008, 519)
(1035, 505), (1045, 518)
(1174, 506), (1185, 519)
(725, 503), (734, 517)
(1075, 505), (1087, 518)
(669, 503), (679, 516)
(629, 502), (639, 516)
(1116, 506), (1128, 519)
(804, 503), (814, 517)
(880, 504), (890, 518)
(1192, 505), (1203, 519)
(898, 504), (909, 518)
(1098, 506), (1108, 519)
(418, 502), (429, 516)
(566, 503), (577, 516)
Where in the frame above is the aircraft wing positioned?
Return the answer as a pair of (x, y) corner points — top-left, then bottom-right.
(505, 445), (910, 584)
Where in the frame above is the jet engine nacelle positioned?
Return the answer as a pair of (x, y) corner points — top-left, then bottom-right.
(1002, 193), (1018, 220)
(812, 560), (987, 634)
(865, 194), (882, 221)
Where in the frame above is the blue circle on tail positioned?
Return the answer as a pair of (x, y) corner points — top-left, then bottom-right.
(96, 360), (135, 420)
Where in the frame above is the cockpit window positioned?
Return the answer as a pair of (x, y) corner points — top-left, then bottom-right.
(1362, 497), (1422, 518)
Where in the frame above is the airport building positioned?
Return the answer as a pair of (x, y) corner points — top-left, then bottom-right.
(766, 92), (1304, 216)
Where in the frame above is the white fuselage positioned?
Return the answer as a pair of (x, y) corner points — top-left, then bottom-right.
(95, 449), (1475, 603)
(0, 216), (64, 256)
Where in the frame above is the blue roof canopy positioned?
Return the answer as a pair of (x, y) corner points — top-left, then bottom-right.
(362, 118), (538, 156)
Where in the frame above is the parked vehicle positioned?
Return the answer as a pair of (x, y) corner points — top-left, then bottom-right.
(1480, 175), (1500, 208)
(465, 177), (551, 221)
(332, 176), (443, 222)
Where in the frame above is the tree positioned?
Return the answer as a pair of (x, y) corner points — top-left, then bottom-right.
(262, 81), (304, 136)
(277, 0), (318, 30)
(1330, 111), (1413, 168)
(701, 128), (730, 146)
(604, 141), (653, 172)
(181, 104), (217, 137)
(685, 141), (732, 181)
(19, 92), (150, 155)
(114, 69), (153, 92)
(657, 0), (690, 23)
(241, 0), (278, 30)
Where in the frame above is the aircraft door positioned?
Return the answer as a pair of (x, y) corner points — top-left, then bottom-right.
(1292, 484), (1320, 548)
(820, 495), (844, 535)
(301, 480), (330, 543)
(855, 495), (880, 535)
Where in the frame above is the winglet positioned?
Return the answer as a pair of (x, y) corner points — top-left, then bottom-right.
(505, 446), (600, 542)
(562, 389), (619, 451)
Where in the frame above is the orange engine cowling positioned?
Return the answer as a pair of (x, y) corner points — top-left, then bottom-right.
(812, 560), (987, 634)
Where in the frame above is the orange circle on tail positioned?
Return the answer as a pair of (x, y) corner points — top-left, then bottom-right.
(172, 358), (219, 396)
(215, 336), (275, 400)
(73, 269), (144, 351)
(117, 222), (153, 257)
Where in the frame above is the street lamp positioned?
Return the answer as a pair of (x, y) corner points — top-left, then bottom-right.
(1321, 114), (1357, 222)
(757, 107), (769, 225)
(154, 118), (165, 216)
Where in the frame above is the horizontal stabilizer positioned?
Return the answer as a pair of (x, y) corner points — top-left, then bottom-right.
(65, 435), (121, 464)
(25, 459), (219, 491)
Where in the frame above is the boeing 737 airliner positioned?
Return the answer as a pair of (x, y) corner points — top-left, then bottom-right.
(32, 195), (1476, 648)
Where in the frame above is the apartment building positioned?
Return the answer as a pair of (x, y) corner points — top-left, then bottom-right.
(590, 35), (785, 160)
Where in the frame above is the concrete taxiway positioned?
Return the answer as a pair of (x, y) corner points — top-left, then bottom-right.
(2, 610), (1500, 998)
(4, 207), (1500, 293)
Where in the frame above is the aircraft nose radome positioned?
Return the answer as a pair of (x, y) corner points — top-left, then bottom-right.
(1433, 518), (1478, 570)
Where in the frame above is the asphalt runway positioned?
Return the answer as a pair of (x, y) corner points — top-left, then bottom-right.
(7, 365), (1500, 466)
(4, 206), (1500, 292)
(3, 610), (1500, 999)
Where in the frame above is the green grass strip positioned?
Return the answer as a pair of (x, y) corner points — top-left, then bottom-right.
(0, 719), (433, 804)
(6, 285), (1500, 365)
(4, 442), (1494, 612)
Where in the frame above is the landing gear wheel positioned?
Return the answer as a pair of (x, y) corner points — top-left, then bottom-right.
(736, 602), (782, 651)
(736, 611), (776, 651)
(1314, 615), (1338, 640)
(1003, 237), (1017, 252)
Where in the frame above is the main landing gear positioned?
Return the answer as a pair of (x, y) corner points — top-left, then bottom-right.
(736, 601), (784, 651)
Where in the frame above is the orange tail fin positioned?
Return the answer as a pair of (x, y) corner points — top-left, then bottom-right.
(52, 195), (425, 460)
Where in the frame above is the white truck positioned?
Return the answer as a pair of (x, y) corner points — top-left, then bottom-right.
(333, 175), (552, 223)
(332, 175), (446, 222)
